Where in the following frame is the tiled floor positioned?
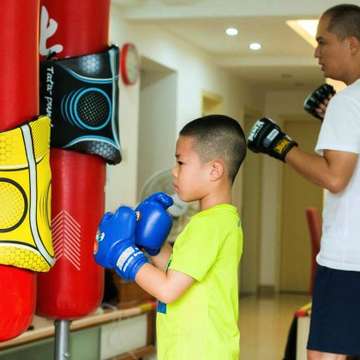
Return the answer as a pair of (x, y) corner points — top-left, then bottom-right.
(239, 293), (311, 360)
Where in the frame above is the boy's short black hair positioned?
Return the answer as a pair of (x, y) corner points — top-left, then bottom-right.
(179, 114), (246, 183)
(323, 4), (360, 40)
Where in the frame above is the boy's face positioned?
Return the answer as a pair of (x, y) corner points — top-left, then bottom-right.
(172, 136), (210, 202)
(314, 15), (353, 82)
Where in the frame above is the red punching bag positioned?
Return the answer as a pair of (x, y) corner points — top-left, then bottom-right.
(37, 0), (109, 319)
(0, 0), (39, 340)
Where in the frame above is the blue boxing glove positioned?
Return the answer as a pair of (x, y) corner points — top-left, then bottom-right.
(135, 192), (174, 256)
(94, 206), (148, 281)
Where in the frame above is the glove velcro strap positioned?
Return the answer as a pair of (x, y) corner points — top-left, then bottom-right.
(40, 45), (121, 164)
(0, 116), (54, 272)
(271, 136), (298, 162)
(115, 246), (148, 281)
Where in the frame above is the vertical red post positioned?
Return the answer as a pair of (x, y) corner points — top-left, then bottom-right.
(37, 0), (109, 319)
(0, 0), (39, 341)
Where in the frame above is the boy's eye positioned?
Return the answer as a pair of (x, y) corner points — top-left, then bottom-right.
(177, 161), (184, 165)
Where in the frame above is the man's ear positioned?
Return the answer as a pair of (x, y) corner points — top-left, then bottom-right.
(209, 160), (225, 181)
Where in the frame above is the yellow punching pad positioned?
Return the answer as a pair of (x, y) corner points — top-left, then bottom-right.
(0, 116), (54, 271)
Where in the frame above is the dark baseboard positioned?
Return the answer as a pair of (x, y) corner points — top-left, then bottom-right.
(258, 285), (276, 297)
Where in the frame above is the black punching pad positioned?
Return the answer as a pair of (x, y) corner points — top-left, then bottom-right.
(40, 45), (121, 164)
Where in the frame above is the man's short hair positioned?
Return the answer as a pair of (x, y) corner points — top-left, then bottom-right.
(323, 4), (360, 40)
(179, 114), (246, 183)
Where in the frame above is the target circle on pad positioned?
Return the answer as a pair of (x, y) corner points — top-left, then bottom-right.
(0, 178), (27, 232)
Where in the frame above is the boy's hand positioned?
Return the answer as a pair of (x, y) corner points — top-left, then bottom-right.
(135, 192), (174, 256)
(247, 117), (298, 162)
(94, 206), (148, 281)
(304, 84), (335, 121)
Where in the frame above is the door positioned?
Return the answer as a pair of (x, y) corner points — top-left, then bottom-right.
(280, 120), (322, 293)
(240, 116), (262, 294)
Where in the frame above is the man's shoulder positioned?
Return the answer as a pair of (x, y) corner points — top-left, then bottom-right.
(335, 79), (360, 102)
(326, 84), (360, 118)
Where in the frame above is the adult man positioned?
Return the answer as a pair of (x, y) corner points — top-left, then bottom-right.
(247, 4), (360, 359)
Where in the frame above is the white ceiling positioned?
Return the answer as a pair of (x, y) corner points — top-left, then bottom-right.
(111, 0), (359, 90)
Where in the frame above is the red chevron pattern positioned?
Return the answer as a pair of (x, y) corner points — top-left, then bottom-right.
(52, 210), (81, 270)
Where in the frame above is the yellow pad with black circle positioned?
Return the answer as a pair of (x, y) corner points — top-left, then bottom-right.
(0, 116), (54, 272)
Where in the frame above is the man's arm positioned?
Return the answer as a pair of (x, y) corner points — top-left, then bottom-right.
(286, 147), (358, 193)
(135, 264), (194, 304)
(247, 117), (358, 193)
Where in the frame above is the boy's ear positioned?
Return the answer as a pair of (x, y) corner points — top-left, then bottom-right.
(209, 160), (225, 181)
(348, 35), (360, 55)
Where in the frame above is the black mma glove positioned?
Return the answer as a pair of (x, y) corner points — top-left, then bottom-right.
(304, 84), (335, 120)
(247, 117), (298, 162)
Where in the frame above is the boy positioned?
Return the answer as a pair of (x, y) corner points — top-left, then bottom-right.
(94, 114), (247, 359)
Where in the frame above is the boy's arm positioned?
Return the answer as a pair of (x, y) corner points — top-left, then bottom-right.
(135, 264), (194, 304)
(150, 242), (173, 270)
(94, 206), (193, 304)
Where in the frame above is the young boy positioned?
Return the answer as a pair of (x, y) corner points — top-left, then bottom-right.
(94, 114), (247, 359)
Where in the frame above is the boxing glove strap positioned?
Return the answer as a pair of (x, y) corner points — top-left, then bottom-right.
(115, 245), (148, 281)
(274, 136), (298, 161)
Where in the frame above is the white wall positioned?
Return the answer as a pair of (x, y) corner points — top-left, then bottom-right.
(107, 4), (265, 211)
(137, 68), (177, 198)
(106, 11), (140, 210)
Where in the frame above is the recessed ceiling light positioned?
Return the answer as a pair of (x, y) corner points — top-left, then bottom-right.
(225, 27), (238, 37)
(286, 19), (318, 47)
(249, 42), (262, 51)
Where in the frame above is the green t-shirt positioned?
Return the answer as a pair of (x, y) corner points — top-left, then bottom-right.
(156, 204), (243, 360)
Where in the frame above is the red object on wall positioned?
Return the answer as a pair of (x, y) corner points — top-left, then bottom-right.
(0, 0), (39, 341)
(120, 43), (140, 86)
(37, 0), (109, 319)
